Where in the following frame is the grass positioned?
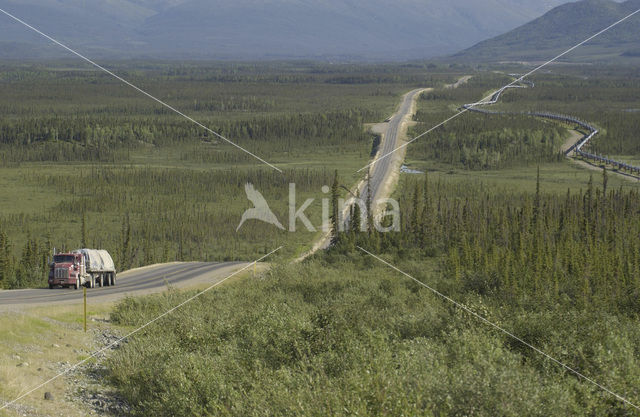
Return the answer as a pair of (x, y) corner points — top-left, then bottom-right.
(0, 265), (260, 416)
(0, 167), (65, 216)
(0, 70), (408, 268)
(405, 70), (640, 195)
(401, 160), (640, 196)
(102, 258), (640, 416)
(0, 307), (97, 417)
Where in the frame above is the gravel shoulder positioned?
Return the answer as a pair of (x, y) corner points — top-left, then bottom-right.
(0, 264), (261, 416)
(297, 76), (471, 260)
(368, 87), (430, 216)
(296, 87), (431, 261)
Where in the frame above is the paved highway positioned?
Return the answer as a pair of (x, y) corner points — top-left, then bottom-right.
(0, 262), (247, 309)
(360, 88), (424, 208)
(362, 77), (471, 212)
(298, 77), (470, 259)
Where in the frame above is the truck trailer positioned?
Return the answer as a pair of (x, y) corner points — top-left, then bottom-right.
(48, 249), (116, 289)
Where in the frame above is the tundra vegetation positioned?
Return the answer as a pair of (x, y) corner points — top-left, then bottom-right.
(105, 66), (640, 415)
(0, 62), (460, 288)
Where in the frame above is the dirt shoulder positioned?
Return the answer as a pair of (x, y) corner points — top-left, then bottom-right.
(562, 129), (583, 154)
(369, 87), (429, 217)
(0, 266), (263, 417)
(369, 76), (471, 217)
(570, 157), (640, 183)
(295, 88), (428, 261)
(296, 76), (472, 261)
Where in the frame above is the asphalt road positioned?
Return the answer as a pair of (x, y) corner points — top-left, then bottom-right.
(0, 262), (248, 309)
(361, 88), (423, 205)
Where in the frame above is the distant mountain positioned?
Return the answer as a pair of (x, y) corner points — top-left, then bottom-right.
(452, 0), (639, 63)
(0, 0), (572, 61)
(0, 0), (156, 59)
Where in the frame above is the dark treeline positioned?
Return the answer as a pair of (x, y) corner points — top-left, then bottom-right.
(481, 73), (640, 156)
(0, 61), (463, 84)
(0, 109), (378, 163)
(0, 167), (332, 289)
(0, 231), (49, 289)
(0, 62), (439, 164)
(409, 112), (565, 170)
(343, 170), (640, 314)
(409, 74), (566, 170)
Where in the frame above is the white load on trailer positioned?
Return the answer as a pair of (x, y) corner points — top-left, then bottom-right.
(73, 248), (117, 288)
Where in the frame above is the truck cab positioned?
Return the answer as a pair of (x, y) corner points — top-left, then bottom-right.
(48, 252), (85, 290)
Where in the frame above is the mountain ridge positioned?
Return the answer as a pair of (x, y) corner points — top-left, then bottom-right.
(0, 0), (572, 61)
(452, 0), (639, 63)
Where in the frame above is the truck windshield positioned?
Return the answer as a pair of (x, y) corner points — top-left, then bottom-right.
(53, 255), (75, 264)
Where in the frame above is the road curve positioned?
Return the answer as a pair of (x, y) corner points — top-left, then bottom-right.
(0, 262), (248, 309)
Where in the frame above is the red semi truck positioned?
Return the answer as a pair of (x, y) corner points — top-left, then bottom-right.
(48, 249), (117, 289)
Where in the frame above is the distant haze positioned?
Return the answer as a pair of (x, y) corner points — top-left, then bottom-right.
(0, 0), (574, 61)
(454, 0), (639, 63)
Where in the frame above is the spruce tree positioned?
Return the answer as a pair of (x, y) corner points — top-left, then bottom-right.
(81, 211), (87, 248)
(330, 170), (340, 244)
(366, 171), (373, 235)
